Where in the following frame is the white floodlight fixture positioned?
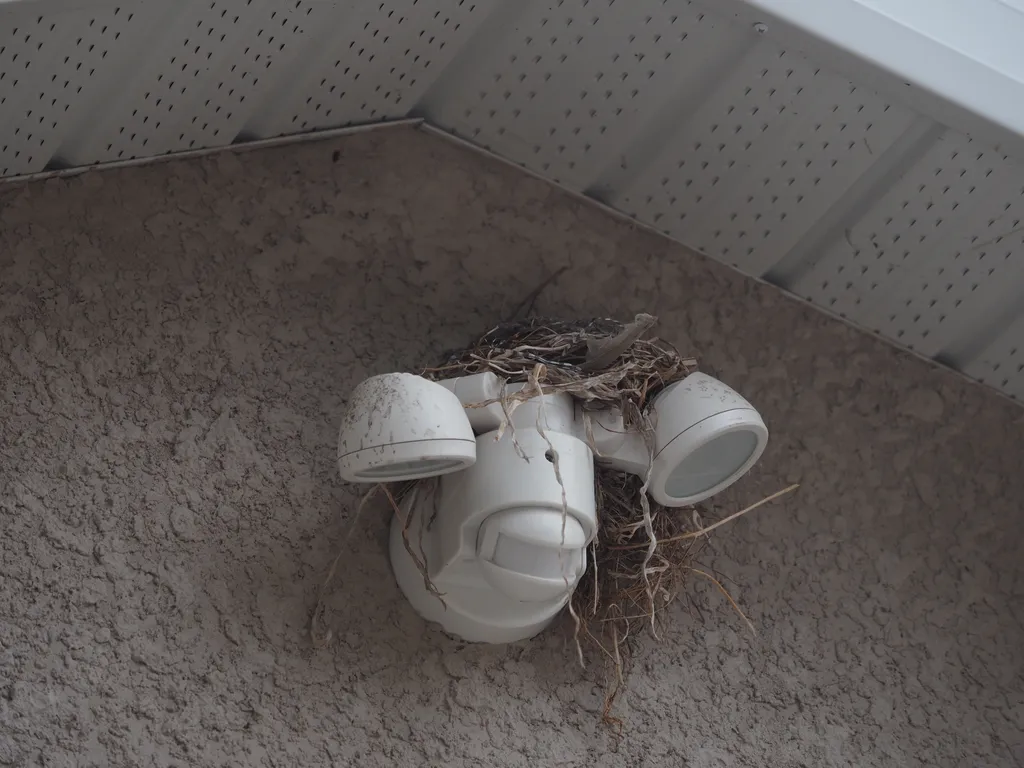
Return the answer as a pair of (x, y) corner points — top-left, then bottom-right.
(336, 370), (768, 643)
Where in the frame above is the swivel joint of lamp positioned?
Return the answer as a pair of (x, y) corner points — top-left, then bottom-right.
(337, 370), (768, 643)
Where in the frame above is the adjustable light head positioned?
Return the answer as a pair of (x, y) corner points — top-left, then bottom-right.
(645, 373), (768, 506)
(337, 372), (477, 483)
(593, 372), (768, 507)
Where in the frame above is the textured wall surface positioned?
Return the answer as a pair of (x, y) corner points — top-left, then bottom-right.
(1, 126), (1023, 767)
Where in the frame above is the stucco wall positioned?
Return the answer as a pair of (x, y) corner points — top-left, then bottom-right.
(1, 126), (1022, 767)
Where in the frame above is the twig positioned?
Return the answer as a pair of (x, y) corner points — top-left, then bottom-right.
(601, 623), (626, 729)
(382, 483), (445, 605)
(632, 413), (660, 637)
(567, 596), (586, 669)
(310, 485), (380, 648)
(609, 484), (800, 550)
(506, 265), (570, 322)
(527, 363), (569, 539)
(688, 567), (756, 636)
(495, 380), (528, 460)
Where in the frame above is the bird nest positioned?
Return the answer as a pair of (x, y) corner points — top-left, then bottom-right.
(313, 314), (795, 722)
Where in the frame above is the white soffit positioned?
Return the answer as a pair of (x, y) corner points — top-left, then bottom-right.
(2, 0), (1024, 401)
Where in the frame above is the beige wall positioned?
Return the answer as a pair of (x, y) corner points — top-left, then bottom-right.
(1, 127), (1021, 766)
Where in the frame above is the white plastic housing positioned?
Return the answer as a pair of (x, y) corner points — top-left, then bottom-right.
(390, 390), (597, 643)
(436, 371), (506, 433)
(478, 508), (588, 602)
(601, 372), (768, 507)
(583, 406), (628, 457)
(337, 373), (476, 483)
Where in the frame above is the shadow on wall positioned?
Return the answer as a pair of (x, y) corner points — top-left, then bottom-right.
(0, 126), (1022, 766)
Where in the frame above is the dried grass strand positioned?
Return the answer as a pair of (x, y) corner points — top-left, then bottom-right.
(609, 483), (800, 550)
(688, 567), (756, 636)
(382, 483), (445, 604)
(310, 484), (380, 649)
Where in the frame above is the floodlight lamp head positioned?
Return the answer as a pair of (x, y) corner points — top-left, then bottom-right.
(337, 372), (476, 483)
(645, 373), (768, 507)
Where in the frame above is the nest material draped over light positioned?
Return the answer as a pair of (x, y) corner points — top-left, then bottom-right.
(422, 315), (719, 717)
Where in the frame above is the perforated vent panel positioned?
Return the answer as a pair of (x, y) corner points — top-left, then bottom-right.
(59, 0), (338, 164)
(424, 0), (750, 189)
(611, 42), (915, 276)
(245, 0), (499, 138)
(0, 4), (150, 176)
(964, 317), (1024, 401)
(790, 130), (1024, 357)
